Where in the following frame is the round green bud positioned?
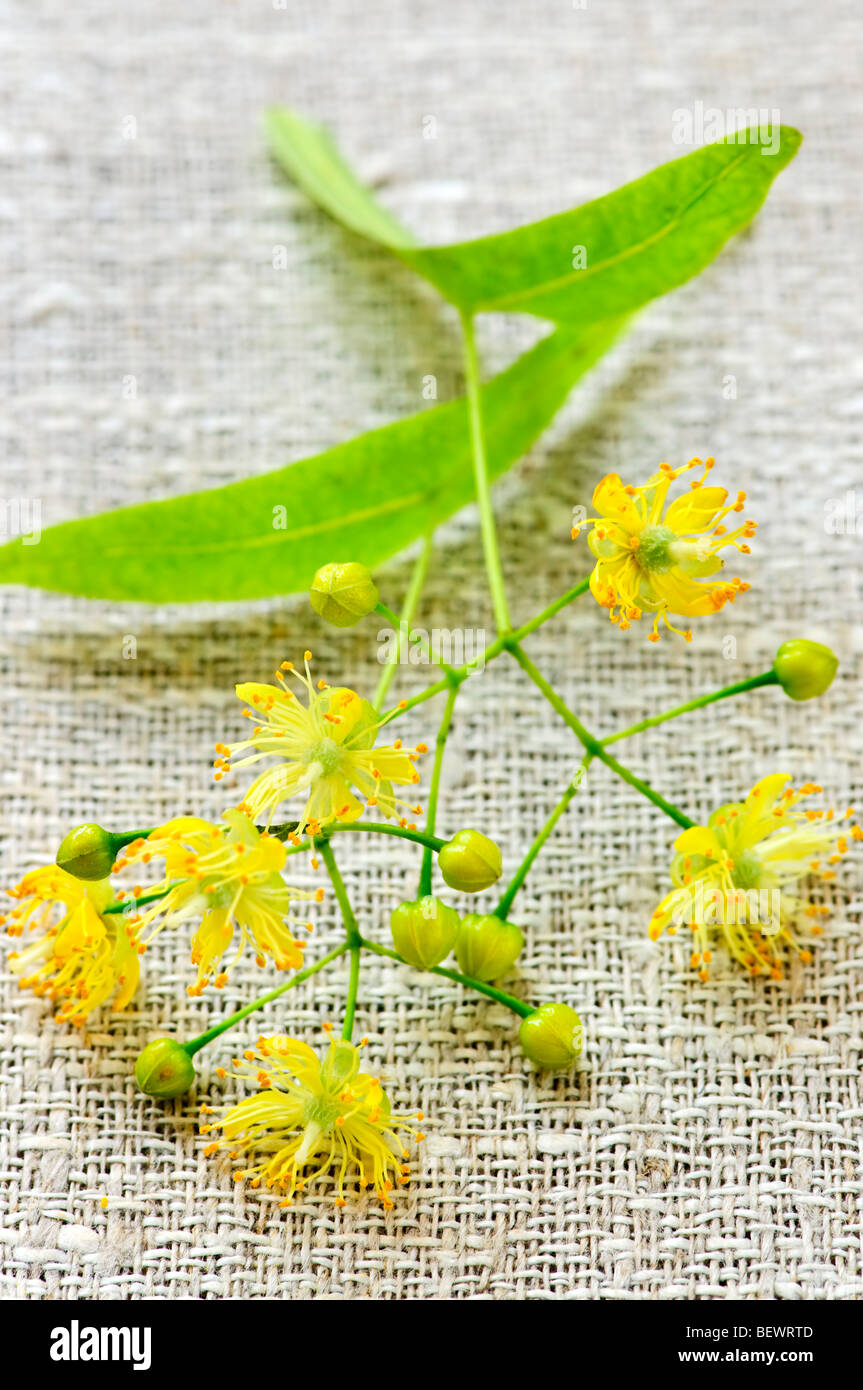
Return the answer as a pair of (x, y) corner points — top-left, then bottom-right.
(455, 913), (524, 982)
(134, 1039), (197, 1099)
(390, 895), (461, 970)
(56, 823), (119, 881)
(438, 829), (502, 893)
(773, 639), (838, 701)
(518, 1002), (583, 1070)
(309, 562), (379, 628)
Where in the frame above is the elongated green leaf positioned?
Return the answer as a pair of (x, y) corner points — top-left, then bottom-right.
(0, 321), (621, 602)
(267, 109), (801, 326)
(266, 108), (416, 251)
(409, 131), (801, 324)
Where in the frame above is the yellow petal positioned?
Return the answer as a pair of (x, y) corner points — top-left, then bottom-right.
(664, 486), (728, 534)
(673, 825), (718, 857)
(592, 474), (642, 533)
(745, 773), (791, 812)
(365, 748), (419, 786)
(587, 525), (628, 561)
(306, 774), (363, 826)
(235, 681), (280, 707)
(153, 816), (214, 839)
(649, 570), (722, 617)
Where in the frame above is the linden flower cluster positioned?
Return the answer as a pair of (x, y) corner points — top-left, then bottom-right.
(2, 453), (856, 1215)
(5, 653), (424, 1021)
(2, 641), (441, 1209)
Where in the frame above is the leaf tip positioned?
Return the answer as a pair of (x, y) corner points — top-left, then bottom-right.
(777, 124), (804, 160)
(263, 105), (325, 155)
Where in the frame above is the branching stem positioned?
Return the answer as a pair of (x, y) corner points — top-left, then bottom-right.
(510, 642), (695, 830)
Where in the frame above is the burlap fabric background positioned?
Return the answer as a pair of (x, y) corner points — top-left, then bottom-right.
(1, 1), (861, 1300)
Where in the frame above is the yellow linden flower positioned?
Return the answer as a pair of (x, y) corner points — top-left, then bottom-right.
(649, 774), (860, 980)
(573, 457), (756, 641)
(3, 866), (140, 1024)
(115, 808), (317, 995)
(202, 1033), (425, 1209)
(217, 652), (424, 836)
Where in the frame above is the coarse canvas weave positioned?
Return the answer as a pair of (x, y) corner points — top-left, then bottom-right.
(1, 0), (861, 1300)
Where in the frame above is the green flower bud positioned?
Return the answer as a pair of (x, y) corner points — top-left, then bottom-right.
(390, 895), (460, 970)
(455, 913), (524, 982)
(438, 829), (502, 893)
(518, 1002), (583, 1070)
(134, 1039), (197, 1099)
(773, 639), (838, 701)
(56, 823), (121, 881)
(309, 562), (379, 628)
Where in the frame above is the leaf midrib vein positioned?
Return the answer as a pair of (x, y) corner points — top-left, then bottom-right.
(434, 148), (751, 311)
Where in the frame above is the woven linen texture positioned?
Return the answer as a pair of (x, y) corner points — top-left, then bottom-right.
(1, 0), (862, 1300)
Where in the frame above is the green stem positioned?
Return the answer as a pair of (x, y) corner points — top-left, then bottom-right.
(495, 756), (591, 918)
(509, 577), (591, 644)
(109, 827), (155, 849)
(319, 840), (361, 947)
(373, 532), (434, 710)
(104, 883), (179, 915)
(319, 840), (364, 1040)
(461, 312), (511, 636)
(601, 670), (779, 746)
(275, 821), (447, 855)
(360, 937), (532, 1018)
(418, 683), (458, 897)
(342, 946), (361, 1041)
(183, 942), (349, 1056)
(510, 643), (694, 830)
(329, 822), (445, 851)
(379, 579), (590, 729)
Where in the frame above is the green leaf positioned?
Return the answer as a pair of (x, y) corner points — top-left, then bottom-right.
(265, 108), (415, 251)
(267, 109), (801, 326)
(409, 131), (802, 324)
(0, 320), (622, 602)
